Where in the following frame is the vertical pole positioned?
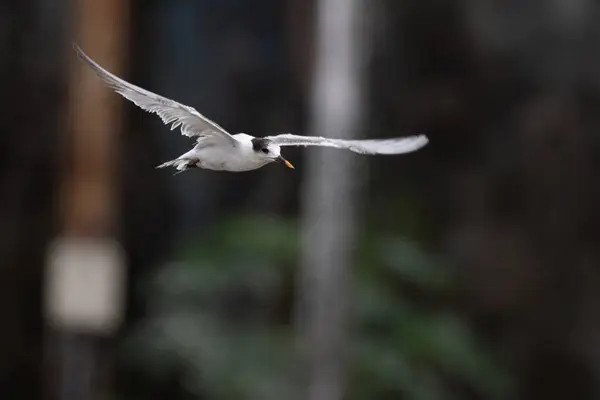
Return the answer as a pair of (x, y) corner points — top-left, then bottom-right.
(44, 0), (129, 399)
(296, 0), (369, 400)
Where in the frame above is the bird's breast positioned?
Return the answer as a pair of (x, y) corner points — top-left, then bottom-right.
(194, 146), (269, 172)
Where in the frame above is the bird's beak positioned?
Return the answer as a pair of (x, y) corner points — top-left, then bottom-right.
(276, 156), (295, 169)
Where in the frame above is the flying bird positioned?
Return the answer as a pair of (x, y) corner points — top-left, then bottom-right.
(74, 45), (428, 173)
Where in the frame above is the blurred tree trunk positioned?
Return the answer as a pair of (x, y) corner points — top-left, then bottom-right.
(43, 0), (129, 399)
(0, 0), (175, 398)
(0, 0), (68, 398)
(295, 0), (368, 399)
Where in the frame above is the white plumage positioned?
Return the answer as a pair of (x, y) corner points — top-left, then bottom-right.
(75, 45), (429, 173)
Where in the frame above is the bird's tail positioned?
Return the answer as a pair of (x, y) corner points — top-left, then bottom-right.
(156, 158), (196, 175)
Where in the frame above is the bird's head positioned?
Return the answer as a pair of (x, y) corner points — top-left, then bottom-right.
(251, 138), (294, 169)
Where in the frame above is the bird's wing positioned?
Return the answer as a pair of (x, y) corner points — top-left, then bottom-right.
(74, 44), (238, 146)
(264, 134), (428, 155)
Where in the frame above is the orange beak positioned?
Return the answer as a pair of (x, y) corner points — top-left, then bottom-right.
(277, 156), (295, 169)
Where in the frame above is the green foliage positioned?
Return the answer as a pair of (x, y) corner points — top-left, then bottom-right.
(122, 214), (513, 400)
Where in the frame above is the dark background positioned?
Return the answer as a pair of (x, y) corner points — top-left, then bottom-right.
(2, 0), (600, 399)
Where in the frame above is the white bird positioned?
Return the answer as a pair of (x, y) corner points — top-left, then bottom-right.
(74, 45), (429, 173)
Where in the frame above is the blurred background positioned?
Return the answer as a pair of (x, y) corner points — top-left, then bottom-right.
(3, 0), (600, 399)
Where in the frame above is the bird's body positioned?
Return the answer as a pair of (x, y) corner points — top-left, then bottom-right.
(159, 134), (274, 172)
(74, 45), (429, 173)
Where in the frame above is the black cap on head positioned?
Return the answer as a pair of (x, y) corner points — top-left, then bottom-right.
(251, 137), (271, 152)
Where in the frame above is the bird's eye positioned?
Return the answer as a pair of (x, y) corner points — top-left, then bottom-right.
(261, 148), (269, 154)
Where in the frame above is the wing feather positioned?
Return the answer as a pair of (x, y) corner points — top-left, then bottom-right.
(74, 44), (237, 146)
(265, 134), (428, 155)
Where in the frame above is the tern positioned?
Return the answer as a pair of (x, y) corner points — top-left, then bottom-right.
(74, 45), (428, 173)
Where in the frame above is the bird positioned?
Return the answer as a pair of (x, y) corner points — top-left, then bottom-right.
(74, 44), (429, 174)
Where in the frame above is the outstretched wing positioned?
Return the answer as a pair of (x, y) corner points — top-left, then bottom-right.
(264, 134), (428, 155)
(74, 44), (238, 146)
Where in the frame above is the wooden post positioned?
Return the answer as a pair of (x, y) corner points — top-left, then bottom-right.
(44, 0), (129, 398)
